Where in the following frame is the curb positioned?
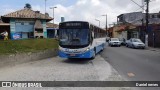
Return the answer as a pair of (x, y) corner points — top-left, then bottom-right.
(0, 49), (58, 68)
(146, 47), (160, 52)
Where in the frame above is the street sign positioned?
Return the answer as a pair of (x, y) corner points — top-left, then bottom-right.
(12, 33), (22, 40)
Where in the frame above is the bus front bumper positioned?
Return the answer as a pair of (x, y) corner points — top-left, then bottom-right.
(58, 49), (93, 58)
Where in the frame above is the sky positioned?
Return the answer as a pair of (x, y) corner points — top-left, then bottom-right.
(0, 0), (160, 28)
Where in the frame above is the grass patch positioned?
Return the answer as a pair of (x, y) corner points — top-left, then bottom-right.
(0, 38), (58, 55)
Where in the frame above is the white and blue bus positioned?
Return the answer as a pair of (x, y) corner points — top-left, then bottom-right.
(58, 21), (106, 59)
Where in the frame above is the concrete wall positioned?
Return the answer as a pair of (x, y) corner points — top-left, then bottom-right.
(118, 31), (127, 40)
(112, 26), (119, 38)
(0, 49), (58, 68)
(10, 18), (16, 39)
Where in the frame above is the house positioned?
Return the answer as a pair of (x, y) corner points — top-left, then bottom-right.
(116, 12), (160, 47)
(1, 8), (52, 40)
(108, 23), (135, 41)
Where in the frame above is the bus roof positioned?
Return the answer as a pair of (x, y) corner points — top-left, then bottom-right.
(59, 21), (105, 31)
(59, 21), (88, 24)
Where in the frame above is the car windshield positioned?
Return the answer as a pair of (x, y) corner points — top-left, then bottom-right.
(111, 38), (119, 41)
(132, 39), (142, 43)
(59, 29), (89, 46)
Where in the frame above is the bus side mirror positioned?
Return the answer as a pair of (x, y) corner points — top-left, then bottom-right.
(90, 32), (94, 45)
(92, 32), (94, 38)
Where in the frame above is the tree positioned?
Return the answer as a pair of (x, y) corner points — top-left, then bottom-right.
(24, 3), (32, 9)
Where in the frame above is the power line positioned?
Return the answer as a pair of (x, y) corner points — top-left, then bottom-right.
(130, 0), (144, 10)
(134, 3), (147, 12)
(132, 0), (155, 12)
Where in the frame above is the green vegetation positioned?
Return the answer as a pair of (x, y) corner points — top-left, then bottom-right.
(0, 39), (58, 55)
(24, 3), (32, 9)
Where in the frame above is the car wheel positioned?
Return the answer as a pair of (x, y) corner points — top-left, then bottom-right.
(132, 44), (135, 49)
(126, 44), (128, 47)
(128, 45), (131, 48)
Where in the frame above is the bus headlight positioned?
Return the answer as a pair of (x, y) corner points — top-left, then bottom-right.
(85, 48), (90, 52)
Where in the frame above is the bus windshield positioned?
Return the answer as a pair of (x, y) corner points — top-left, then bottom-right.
(59, 29), (89, 48)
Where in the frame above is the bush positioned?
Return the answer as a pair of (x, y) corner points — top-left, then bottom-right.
(0, 38), (58, 55)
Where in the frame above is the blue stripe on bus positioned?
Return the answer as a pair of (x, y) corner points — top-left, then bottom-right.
(95, 43), (105, 54)
(58, 43), (105, 59)
(58, 49), (94, 58)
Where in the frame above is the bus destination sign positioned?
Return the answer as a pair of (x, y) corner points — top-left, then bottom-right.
(66, 23), (82, 27)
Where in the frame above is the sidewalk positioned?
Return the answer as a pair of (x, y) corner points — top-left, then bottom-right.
(147, 47), (160, 52)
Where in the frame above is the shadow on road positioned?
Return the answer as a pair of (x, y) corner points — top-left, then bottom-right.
(62, 58), (93, 64)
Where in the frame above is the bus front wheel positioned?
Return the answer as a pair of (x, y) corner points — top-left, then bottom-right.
(91, 50), (96, 59)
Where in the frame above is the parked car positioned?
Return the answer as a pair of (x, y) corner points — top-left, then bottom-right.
(119, 38), (126, 45)
(126, 38), (145, 49)
(109, 38), (121, 47)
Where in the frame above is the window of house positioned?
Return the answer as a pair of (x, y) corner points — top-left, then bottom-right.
(24, 23), (29, 25)
(155, 14), (158, 18)
(158, 14), (160, 18)
(118, 16), (123, 22)
(21, 22), (24, 25)
(29, 22), (34, 25)
(16, 23), (21, 25)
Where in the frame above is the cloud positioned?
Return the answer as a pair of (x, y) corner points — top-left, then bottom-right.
(1, 0), (160, 28)
(52, 0), (132, 27)
(51, 0), (143, 27)
(0, 5), (13, 15)
(51, 0), (160, 28)
(149, 0), (160, 13)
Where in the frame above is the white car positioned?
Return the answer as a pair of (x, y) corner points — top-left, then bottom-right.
(126, 38), (145, 49)
(109, 38), (121, 47)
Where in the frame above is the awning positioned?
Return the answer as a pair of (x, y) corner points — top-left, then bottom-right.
(0, 23), (10, 26)
(47, 28), (58, 30)
(116, 25), (126, 32)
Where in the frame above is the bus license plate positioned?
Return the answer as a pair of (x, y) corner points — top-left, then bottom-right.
(70, 54), (76, 56)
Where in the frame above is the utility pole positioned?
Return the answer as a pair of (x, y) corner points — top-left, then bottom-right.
(145, 0), (149, 48)
(102, 14), (108, 35)
(45, 0), (47, 18)
(50, 7), (57, 24)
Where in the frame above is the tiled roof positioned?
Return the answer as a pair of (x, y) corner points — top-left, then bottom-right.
(2, 8), (52, 22)
(116, 25), (126, 32)
(46, 23), (59, 28)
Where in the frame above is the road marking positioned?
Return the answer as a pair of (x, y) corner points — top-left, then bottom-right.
(127, 73), (135, 77)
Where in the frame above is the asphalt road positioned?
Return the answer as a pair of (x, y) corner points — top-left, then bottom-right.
(101, 45), (160, 90)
